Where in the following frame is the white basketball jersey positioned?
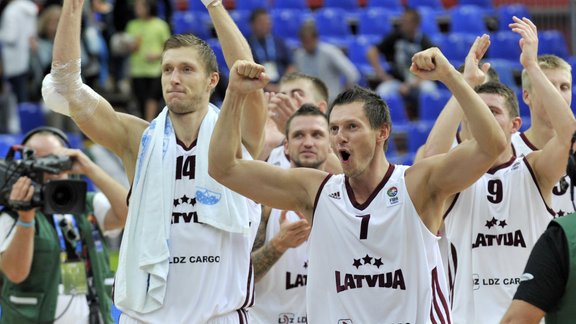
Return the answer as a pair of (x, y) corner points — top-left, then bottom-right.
(122, 141), (260, 323)
(444, 156), (555, 324)
(251, 209), (308, 324)
(512, 131), (574, 216)
(308, 165), (451, 323)
(266, 145), (290, 169)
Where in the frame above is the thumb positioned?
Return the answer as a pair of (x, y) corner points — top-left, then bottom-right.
(280, 210), (288, 225)
(481, 62), (491, 75)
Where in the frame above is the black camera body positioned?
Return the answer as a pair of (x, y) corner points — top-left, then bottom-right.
(0, 146), (86, 214)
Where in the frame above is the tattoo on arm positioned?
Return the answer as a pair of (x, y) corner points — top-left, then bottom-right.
(252, 240), (284, 282)
(251, 206), (284, 282)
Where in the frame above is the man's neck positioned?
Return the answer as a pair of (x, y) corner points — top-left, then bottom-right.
(348, 158), (390, 205)
(170, 107), (208, 147)
(524, 120), (554, 150)
(492, 143), (515, 168)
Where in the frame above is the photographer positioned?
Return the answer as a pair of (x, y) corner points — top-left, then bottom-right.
(0, 127), (128, 324)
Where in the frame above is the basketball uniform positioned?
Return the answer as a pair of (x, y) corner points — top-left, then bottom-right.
(307, 164), (451, 323)
(120, 140), (260, 324)
(266, 145), (290, 169)
(444, 156), (555, 323)
(251, 209), (308, 324)
(512, 131), (574, 216)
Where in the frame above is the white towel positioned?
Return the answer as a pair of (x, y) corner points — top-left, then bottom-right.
(195, 104), (252, 234)
(115, 107), (175, 313)
(114, 104), (253, 314)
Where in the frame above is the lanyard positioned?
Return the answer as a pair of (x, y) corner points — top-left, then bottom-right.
(252, 35), (276, 62)
(53, 214), (83, 257)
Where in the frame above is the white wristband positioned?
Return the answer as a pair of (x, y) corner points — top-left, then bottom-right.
(202, 0), (220, 8)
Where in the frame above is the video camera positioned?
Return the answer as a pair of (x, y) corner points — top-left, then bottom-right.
(0, 145), (86, 214)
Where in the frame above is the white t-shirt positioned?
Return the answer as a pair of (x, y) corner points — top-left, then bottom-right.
(0, 191), (110, 324)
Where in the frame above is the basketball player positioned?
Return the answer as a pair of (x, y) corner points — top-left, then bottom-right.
(209, 45), (507, 322)
(419, 17), (576, 323)
(42, 0), (268, 322)
(513, 54), (574, 216)
(251, 105), (330, 323)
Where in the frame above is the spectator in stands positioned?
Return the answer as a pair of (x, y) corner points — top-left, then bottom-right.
(0, 0), (38, 103)
(367, 7), (436, 119)
(248, 8), (294, 92)
(293, 21), (359, 103)
(125, 0), (171, 121)
(0, 61), (18, 134)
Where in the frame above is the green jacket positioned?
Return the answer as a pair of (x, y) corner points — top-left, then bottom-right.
(546, 213), (576, 324)
(0, 192), (115, 324)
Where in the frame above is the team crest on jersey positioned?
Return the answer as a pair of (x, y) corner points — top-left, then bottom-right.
(196, 187), (222, 205)
(386, 187), (399, 206)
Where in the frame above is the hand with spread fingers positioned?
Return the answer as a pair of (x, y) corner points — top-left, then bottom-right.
(509, 16), (539, 69)
(463, 34), (492, 87)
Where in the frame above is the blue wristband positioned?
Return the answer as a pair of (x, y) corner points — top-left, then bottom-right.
(16, 219), (35, 228)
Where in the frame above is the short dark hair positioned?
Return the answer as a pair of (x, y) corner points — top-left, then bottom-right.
(163, 34), (219, 74)
(298, 21), (318, 39)
(285, 104), (328, 138)
(249, 8), (268, 24)
(328, 86), (392, 151)
(280, 72), (329, 102)
(475, 81), (519, 118)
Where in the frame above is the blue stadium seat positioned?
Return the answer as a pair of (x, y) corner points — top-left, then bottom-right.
(235, 0), (268, 11)
(381, 92), (409, 127)
(18, 102), (46, 135)
(314, 8), (354, 49)
(207, 38), (229, 76)
(539, 30), (569, 58)
(366, 0), (403, 15)
(419, 89), (451, 122)
(488, 31), (521, 61)
(407, 0), (443, 10)
(519, 115), (531, 132)
(569, 57), (576, 89)
(450, 5), (488, 35)
(357, 8), (393, 39)
(271, 9), (311, 49)
(171, 11), (211, 39)
(229, 10), (252, 37)
(487, 59), (519, 88)
(442, 33), (476, 67)
(0, 134), (22, 158)
(459, 0), (493, 9)
(418, 7), (442, 38)
(271, 0), (308, 10)
(324, 0), (359, 10)
(498, 4), (531, 31)
(407, 122), (433, 154)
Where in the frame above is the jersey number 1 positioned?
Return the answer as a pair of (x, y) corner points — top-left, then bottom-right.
(356, 214), (370, 239)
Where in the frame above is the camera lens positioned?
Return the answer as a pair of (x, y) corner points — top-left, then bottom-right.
(51, 185), (73, 206)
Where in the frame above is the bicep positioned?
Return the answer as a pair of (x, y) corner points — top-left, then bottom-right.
(76, 103), (147, 160)
(223, 161), (324, 215)
(530, 139), (571, 193)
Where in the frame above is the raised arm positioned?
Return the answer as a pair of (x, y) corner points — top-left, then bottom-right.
(44, 0), (147, 181)
(512, 17), (576, 196)
(406, 46), (506, 231)
(208, 2), (267, 158)
(208, 61), (325, 221)
(415, 35), (492, 162)
(63, 148), (128, 231)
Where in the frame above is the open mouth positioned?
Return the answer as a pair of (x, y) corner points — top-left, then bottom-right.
(340, 150), (350, 162)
